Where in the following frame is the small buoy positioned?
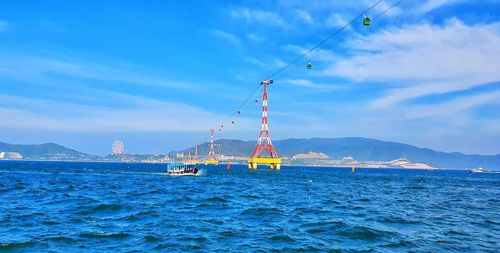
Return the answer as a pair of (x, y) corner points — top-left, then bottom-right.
(227, 160), (231, 171)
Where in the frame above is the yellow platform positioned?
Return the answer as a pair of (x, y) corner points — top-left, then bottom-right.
(248, 157), (281, 170)
(205, 159), (218, 165)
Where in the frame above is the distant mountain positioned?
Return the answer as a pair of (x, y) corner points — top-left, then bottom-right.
(172, 137), (500, 169)
(0, 141), (97, 160)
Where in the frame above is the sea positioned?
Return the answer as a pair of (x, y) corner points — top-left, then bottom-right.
(0, 161), (498, 252)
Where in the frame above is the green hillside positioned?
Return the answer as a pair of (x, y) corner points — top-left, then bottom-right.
(174, 137), (500, 169)
(0, 142), (97, 160)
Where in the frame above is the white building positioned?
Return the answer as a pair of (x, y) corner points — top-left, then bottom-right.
(0, 152), (22, 159)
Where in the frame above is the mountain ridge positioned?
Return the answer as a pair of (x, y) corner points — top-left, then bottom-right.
(1, 138), (498, 169)
(173, 137), (500, 169)
(0, 141), (97, 160)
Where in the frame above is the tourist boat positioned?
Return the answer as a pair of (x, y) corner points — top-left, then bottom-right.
(166, 163), (199, 176)
(469, 167), (485, 173)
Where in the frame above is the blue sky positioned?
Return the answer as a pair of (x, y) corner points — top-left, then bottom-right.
(0, 0), (499, 155)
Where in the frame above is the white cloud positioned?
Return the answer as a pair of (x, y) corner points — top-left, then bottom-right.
(0, 51), (196, 90)
(324, 20), (500, 107)
(0, 94), (255, 132)
(326, 13), (349, 28)
(283, 43), (339, 62)
(230, 8), (287, 28)
(273, 58), (286, 68)
(283, 79), (342, 91)
(402, 91), (500, 120)
(211, 30), (241, 45)
(416, 0), (464, 14)
(296, 10), (313, 24)
(245, 57), (266, 67)
(246, 33), (263, 42)
(283, 44), (308, 54)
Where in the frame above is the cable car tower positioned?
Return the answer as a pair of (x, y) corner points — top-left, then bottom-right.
(193, 145), (200, 164)
(205, 129), (218, 165)
(248, 79), (281, 170)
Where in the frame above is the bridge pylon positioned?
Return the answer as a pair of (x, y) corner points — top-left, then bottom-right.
(248, 79), (281, 170)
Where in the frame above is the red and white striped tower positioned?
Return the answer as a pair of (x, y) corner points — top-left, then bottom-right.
(193, 145), (200, 164)
(248, 79), (281, 170)
(205, 129), (218, 165)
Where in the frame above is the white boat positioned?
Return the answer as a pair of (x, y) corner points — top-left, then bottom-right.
(470, 167), (485, 173)
(165, 163), (200, 176)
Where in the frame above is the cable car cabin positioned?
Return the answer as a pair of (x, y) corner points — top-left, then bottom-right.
(363, 17), (371, 26)
(307, 63), (312, 70)
(255, 98), (259, 103)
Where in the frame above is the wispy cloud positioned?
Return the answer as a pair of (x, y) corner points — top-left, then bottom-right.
(415, 0), (465, 14)
(230, 8), (287, 28)
(283, 44), (308, 54)
(0, 93), (255, 132)
(325, 13), (349, 28)
(0, 50), (196, 90)
(210, 29), (241, 45)
(296, 10), (313, 24)
(283, 44), (339, 62)
(244, 56), (286, 69)
(246, 32), (264, 42)
(283, 79), (342, 91)
(324, 20), (500, 107)
(245, 57), (266, 67)
(402, 91), (500, 120)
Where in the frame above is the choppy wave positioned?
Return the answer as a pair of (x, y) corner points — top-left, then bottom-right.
(0, 161), (499, 252)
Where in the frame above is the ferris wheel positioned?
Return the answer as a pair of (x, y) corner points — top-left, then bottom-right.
(112, 140), (124, 155)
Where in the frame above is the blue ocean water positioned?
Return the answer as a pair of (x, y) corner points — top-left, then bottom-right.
(0, 161), (498, 252)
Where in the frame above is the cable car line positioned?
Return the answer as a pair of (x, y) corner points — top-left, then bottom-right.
(198, 0), (405, 156)
(212, 0), (389, 131)
(272, 0), (405, 82)
(264, 0), (385, 81)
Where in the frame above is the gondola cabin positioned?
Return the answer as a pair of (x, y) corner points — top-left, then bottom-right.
(363, 17), (371, 26)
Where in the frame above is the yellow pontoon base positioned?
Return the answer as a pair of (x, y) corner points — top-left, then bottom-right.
(204, 159), (219, 165)
(248, 157), (281, 170)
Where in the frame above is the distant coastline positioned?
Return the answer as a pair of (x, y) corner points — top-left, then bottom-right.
(2, 137), (499, 170)
(0, 158), (486, 171)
